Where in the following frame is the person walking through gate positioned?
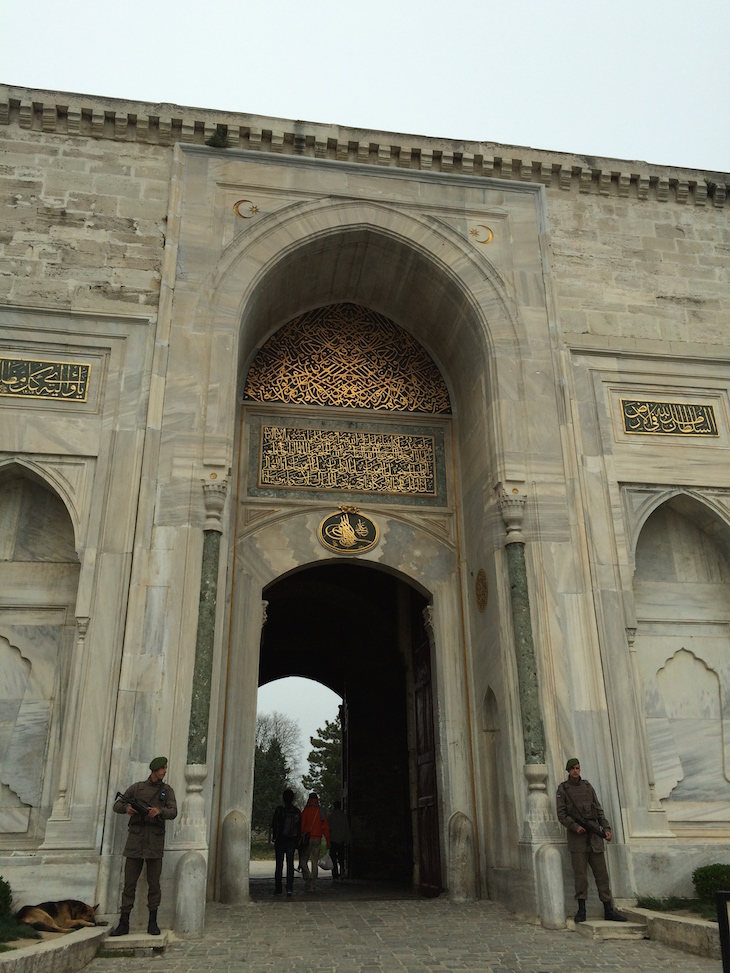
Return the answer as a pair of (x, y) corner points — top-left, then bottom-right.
(556, 758), (626, 923)
(271, 788), (301, 896)
(299, 792), (330, 891)
(110, 757), (178, 936)
(328, 800), (349, 881)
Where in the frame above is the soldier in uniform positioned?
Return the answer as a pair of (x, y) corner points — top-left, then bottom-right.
(556, 758), (626, 923)
(110, 756), (178, 936)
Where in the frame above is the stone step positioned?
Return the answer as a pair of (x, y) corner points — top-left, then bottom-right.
(100, 930), (170, 955)
(573, 918), (648, 941)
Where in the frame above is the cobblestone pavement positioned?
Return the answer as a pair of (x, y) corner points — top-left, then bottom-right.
(88, 878), (721, 973)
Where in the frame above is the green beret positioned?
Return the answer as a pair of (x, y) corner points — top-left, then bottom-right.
(149, 756), (168, 772)
(566, 757), (579, 771)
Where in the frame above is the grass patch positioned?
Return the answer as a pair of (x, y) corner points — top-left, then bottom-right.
(637, 895), (718, 921)
(250, 833), (275, 861)
(0, 915), (41, 944)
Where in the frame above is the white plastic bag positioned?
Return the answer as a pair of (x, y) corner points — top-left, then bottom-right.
(318, 852), (333, 870)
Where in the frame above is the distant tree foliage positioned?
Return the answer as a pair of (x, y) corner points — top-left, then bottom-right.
(256, 710), (302, 771)
(302, 714), (342, 807)
(252, 711), (303, 833)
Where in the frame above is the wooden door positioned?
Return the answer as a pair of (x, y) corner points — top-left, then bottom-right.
(412, 601), (442, 896)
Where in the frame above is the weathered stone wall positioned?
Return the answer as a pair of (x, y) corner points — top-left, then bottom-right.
(0, 119), (169, 312)
(549, 193), (729, 350)
(2, 82), (727, 334)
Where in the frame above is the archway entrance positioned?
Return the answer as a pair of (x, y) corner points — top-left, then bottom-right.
(260, 562), (442, 895)
(215, 296), (477, 904)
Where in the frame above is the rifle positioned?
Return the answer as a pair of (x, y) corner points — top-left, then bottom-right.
(115, 791), (152, 818)
(572, 815), (608, 841)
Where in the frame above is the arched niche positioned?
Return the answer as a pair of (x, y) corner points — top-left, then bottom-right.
(0, 468), (80, 845)
(633, 494), (730, 823)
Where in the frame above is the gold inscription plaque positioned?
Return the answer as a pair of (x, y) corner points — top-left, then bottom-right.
(621, 399), (718, 436)
(259, 425), (437, 496)
(0, 357), (90, 401)
(244, 303), (451, 414)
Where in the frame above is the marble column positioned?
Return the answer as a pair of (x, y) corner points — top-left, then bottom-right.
(187, 506), (224, 765)
(499, 490), (563, 925)
(175, 479), (226, 938)
(498, 492), (545, 764)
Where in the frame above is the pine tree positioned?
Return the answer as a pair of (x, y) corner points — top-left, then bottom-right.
(252, 737), (290, 834)
(302, 715), (342, 806)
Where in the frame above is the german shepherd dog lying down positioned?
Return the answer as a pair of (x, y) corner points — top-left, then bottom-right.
(15, 900), (108, 933)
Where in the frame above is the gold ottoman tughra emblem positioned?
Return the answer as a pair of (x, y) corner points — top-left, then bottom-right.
(318, 506), (379, 555)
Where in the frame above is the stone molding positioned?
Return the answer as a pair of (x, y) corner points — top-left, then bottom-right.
(1, 85), (726, 209)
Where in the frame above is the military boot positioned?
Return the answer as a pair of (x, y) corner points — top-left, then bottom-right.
(110, 912), (130, 936)
(147, 910), (161, 935)
(574, 899), (586, 922)
(604, 901), (627, 922)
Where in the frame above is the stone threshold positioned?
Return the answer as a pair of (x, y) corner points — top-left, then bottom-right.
(571, 917), (648, 941)
(98, 929), (170, 956)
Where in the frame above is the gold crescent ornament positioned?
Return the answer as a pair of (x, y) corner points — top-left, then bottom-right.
(233, 199), (258, 219)
(470, 224), (494, 245)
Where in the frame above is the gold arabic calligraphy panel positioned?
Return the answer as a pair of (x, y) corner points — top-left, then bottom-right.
(621, 399), (718, 437)
(0, 357), (90, 401)
(260, 426), (437, 496)
(244, 303), (451, 414)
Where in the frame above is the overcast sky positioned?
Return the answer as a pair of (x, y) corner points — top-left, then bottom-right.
(257, 678), (341, 782)
(4, 0), (728, 172)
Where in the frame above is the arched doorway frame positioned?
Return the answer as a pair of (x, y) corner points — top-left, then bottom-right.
(184, 180), (542, 902)
(215, 510), (467, 899)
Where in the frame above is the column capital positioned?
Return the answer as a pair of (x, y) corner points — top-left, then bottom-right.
(202, 479), (227, 532)
(498, 490), (527, 543)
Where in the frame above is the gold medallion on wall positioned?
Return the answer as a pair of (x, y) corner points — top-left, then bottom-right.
(475, 568), (488, 612)
(318, 506), (379, 555)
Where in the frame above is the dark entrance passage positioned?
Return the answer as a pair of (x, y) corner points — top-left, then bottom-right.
(260, 562), (442, 895)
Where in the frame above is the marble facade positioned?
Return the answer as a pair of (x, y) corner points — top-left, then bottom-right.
(0, 83), (729, 928)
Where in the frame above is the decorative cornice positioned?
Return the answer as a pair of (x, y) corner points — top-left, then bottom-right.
(1, 85), (727, 209)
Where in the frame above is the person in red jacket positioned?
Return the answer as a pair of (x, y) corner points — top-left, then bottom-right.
(299, 792), (330, 891)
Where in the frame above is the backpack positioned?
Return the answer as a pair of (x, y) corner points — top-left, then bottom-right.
(278, 805), (300, 839)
